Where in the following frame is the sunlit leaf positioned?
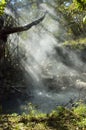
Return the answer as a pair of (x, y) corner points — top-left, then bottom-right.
(0, 0), (6, 15)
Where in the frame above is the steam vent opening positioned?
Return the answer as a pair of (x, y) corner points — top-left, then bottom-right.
(0, 0), (86, 114)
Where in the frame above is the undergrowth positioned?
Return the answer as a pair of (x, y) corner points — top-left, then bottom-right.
(0, 102), (86, 130)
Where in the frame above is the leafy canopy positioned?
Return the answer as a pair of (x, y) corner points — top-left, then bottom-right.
(69, 0), (86, 11)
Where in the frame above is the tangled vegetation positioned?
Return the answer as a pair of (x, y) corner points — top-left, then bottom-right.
(0, 102), (86, 130)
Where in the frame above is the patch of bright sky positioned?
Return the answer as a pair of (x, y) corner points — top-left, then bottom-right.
(64, 2), (71, 7)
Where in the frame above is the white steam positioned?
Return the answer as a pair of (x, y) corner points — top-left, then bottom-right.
(6, 1), (86, 113)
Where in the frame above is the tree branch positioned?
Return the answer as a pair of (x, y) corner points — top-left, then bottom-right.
(0, 13), (46, 36)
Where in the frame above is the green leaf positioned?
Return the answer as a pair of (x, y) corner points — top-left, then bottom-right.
(0, 0), (6, 15)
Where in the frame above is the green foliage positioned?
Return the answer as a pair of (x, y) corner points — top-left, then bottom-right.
(1, 103), (86, 129)
(69, 0), (86, 11)
(0, 0), (6, 15)
(63, 38), (86, 49)
(73, 0), (86, 10)
(73, 102), (86, 128)
(74, 103), (86, 117)
(49, 106), (65, 118)
(54, 0), (86, 39)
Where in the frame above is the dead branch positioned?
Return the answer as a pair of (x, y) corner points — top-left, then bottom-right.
(0, 13), (46, 36)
